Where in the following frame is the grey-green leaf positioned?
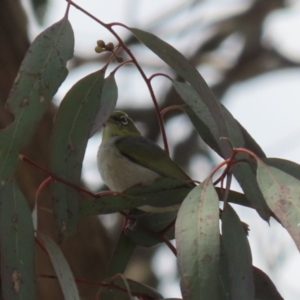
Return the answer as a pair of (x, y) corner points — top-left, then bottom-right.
(105, 231), (136, 278)
(129, 28), (241, 158)
(221, 204), (255, 300)
(89, 73), (118, 137)
(50, 69), (105, 239)
(257, 159), (300, 251)
(80, 180), (253, 217)
(175, 179), (220, 300)
(0, 180), (36, 300)
(261, 157), (300, 181)
(39, 234), (80, 300)
(173, 81), (270, 221)
(80, 178), (191, 215)
(0, 17), (74, 180)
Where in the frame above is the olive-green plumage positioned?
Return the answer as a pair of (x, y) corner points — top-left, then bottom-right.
(97, 111), (191, 212)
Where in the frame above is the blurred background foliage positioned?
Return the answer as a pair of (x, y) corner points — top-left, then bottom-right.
(1, 0), (299, 299)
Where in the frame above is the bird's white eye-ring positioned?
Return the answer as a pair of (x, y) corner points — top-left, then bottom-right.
(120, 116), (128, 125)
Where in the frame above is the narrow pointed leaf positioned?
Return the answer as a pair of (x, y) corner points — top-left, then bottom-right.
(50, 69), (105, 239)
(39, 234), (80, 299)
(80, 178), (191, 215)
(80, 181), (251, 216)
(89, 73), (118, 137)
(222, 204), (255, 300)
(0, 17), (74, 180)
(257, 159), (300, 251)
(218, 240), (231, 299)
(0, 180), (36, 299)
(129, 28), (244, 158)
(105, 231), (136, 278)
(175, 179), (220, 300)
(232, 162), (270, 221)
(173, 81), (270, 221)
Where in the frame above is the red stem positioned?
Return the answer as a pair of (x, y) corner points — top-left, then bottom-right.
(20, 155), (97, 198)
(69, 0), (169, 154)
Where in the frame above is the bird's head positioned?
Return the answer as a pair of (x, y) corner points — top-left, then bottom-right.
(102, 111), (141, 141)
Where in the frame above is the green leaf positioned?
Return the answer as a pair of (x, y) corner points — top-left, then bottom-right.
(105, 231), (136, 278)
(184, 105), (221, 154)
(232, 162), (271, 221)
(261, 157), (300, 181)
(129, 28), (242, 158)
(175, 179), (220, 300)
(80, 179), (253, 216)
(39, 234), (80, 300)
(173, 81), (269, 221)
(253, 266), (283, 300)
(221, 204), (255, 300)
(0, 17), (74, 180)
(0, 180), (36, 299)
(80, 178), (191, 215)
(257, 159), (300, 251)
(89, 73), (118, 137)
(50, 69), (106, 239)
(218, 241), (231, 300)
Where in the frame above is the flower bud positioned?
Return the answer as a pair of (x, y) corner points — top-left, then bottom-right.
(105, 42), (114, 51)
(95, 46), (104, 53)
(97, 40), (105, 47)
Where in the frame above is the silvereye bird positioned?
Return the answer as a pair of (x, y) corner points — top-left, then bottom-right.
(97, 111), (191, 212)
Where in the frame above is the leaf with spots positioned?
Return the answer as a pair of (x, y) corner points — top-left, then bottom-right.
(173, 81), (270, 221)
(50, 69), (105, 240)
(257, 159), (300, 251)
(0, 180), (36, 300)
(0, 17), (74, 180)
(175, 179), (220, 300)
(221, 204), (255, 300)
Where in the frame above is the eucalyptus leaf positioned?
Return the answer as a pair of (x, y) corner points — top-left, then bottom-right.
(89, 73), (118, 137)
(257, 159), (300, 251)
(261, 157), (300, 181)
(173, 81), (270, 221)
(0, 17), (74, 180)
(80, 180), (254, 217)
(222, 204), (255, 300)
(50, 69), (105, 239)
(39, 234), (80, 300)
(128, 28), (233, 157)
(80, 178), (191, 216)
(0, 180), (36, 300)
(175, 180), (220, 300)
(105, 231), (136, 278)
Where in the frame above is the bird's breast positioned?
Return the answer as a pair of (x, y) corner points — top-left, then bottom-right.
(97, 137), (160, 192)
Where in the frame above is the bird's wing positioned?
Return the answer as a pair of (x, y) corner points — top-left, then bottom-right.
(115, 136), (191, 181)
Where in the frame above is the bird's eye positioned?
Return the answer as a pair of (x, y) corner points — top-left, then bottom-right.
(119, 116), (128, 125)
